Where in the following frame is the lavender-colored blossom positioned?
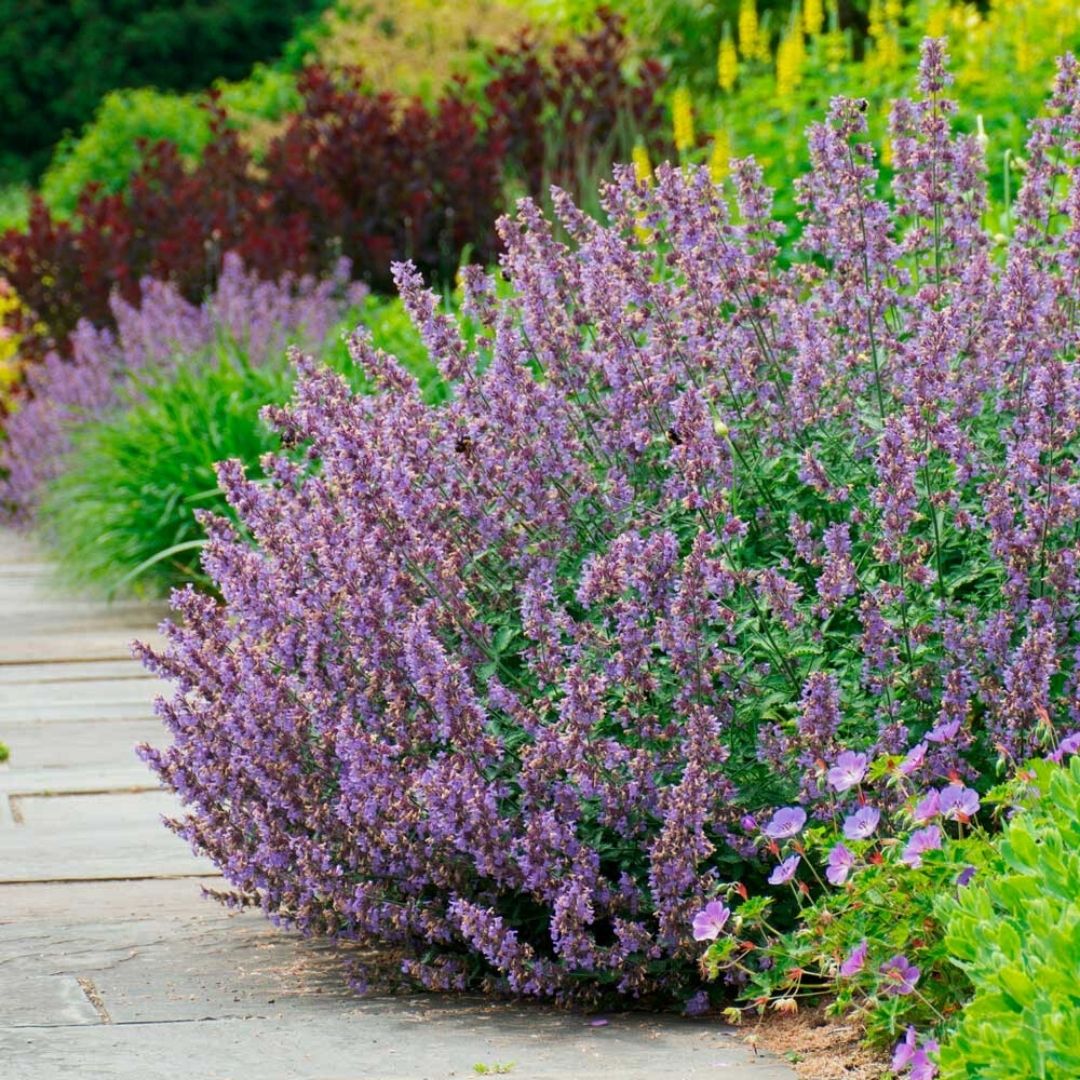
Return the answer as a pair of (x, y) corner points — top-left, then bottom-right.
(843, 807), (881, 840)
(768, 855), (801, 885)
(827, 751), (869, 793)
(898, 742), (928, 776)
(956, 865), (976, 887)
(825, 843), (855, 886)
(839, 939), (868, 977)
(901, 826), (942, 867)
(1, 254), (364, 524)
(912, 791), (940, 823)
(893, 1026), (939, 1079)
(926, 718), (961, 744)
(762, 807), (807, 840)
(691, 901), (731, 942)
(880, 955), (921, 996)
(1050, 730), (1080, 763)
(938, 784), (980, 820)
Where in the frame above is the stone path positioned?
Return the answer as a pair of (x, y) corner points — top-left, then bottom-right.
(0, 530), (794, 1080)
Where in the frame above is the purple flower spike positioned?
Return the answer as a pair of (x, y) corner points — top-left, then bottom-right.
(827, 750), (869, 793)
(839, 939), (868, 977)
(938, 784), (980, 821)
(825, 842), (855, 885)
(762, 806), (807, 839)
(880, 954), (921, 995)
(691, 900), (731, 942)
(901, 825), (942, 868)
(842, 806), (881, 840)
(768, 855), (800, 885)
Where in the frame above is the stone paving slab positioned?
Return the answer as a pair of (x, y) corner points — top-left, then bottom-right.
(1, 882), (791, 1080)
(0, 529), (796, 1079)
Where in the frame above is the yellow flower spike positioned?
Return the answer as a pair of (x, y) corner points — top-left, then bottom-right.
(867, 0), (884, 41)
(804, 0), (824, 37)
(672, 88), (696, 154)
(709, 130), (731, 184)
(717, 23), (739, 92)
(632, 143), (652, 184)
(737, 0), (760, 61)
(775, 16), (806, 106)
(926, 4), (948, 39)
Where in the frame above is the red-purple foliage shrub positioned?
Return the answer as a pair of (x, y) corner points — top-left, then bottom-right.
(262, 67), (505, 292)
(0, 102), (311, 358)
(486, 9), (667, 198)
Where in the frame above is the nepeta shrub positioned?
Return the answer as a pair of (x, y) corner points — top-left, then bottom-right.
(141, 43), (1080, 1006)
(0, 254), (364, 525)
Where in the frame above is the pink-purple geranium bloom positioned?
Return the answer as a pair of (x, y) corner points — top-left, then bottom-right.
(898, 742), (927, 776)
(839, 939), (868, 978)
(762, 807), (807, 840)
(825, 843), (855, 885)
(768, 855), (801, 885)
(827, 751), (869, 793)
(880, 955), (921, 996)
(842, 806), (881, 840)
(912, 791), (940, 823)
(901, 825), (943, 868)
(691, 901), (731, 942)
(938, 784), (980, 821)
(893, 1026), (939, 1079)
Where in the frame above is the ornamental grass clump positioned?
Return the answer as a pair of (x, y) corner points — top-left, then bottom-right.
(142, 41), (1080, 1007)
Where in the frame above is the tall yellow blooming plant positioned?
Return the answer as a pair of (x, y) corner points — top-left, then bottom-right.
(658, 0), (1080, 226)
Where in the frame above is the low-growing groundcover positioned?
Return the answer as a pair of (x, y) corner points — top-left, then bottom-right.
(140, 42), (1080, 1016)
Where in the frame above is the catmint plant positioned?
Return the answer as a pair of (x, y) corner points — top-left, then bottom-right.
(0, 254), (365, 524)
(141, 41), (1080, 1008)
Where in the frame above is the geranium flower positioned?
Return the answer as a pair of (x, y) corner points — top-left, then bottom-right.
(762, 806), (807, 839)
(768, 855), (800, 885)
(825, 842), (855, 885)
(926, 718), (960, 744)
(898, 742), (927, 776)
(1050, 730), (1080, 763)
(842, 806), (881, 840)
(691, 900), (731, 942)
(901, 825), (942, 868)
(938, 784), (979, 820)
(880, 954), (920, 995)
(956, 865), (976, 887)
(893, 1026), (939, 1079)
(839, 939), (868, 977)
(912, 790), (940, 823)
(827, 750), (868, 793)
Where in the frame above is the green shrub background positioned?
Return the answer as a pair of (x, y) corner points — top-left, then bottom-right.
(0, 0), (326, 182)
